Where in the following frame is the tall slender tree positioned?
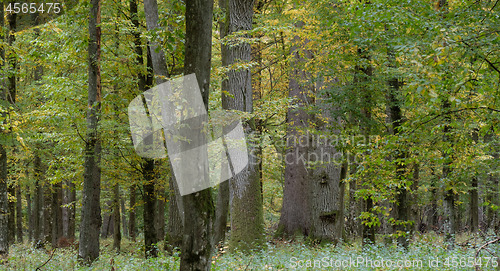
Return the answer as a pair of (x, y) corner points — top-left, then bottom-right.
(78, 0), (102, 264)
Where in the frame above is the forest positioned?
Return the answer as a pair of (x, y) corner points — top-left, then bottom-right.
(0, 0), (499, 270)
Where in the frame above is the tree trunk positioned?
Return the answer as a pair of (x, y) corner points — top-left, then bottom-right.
(120, 198), (128, 240)
(155, 187), (165, 242)
(277, 22), (314, 239)
(129, 185), (136, 241)
(43, 183), (52, 244)
(0, 4), (7, 257)
(27, 187), (32, 242)
(112, 184), (121, 252)
(180, 1), (215, 269)
(387, 45), (409, 248)
(212, 180), (229, 251)
(143, 159), (158, 258)
(442, 99), (456, 246)
(220, 0), (265, 252)
(52, 182), (63, 246)
(310, 77), (345, 243)
(78, 0), (102, 264)
(67, 180), (76, 240)
(6, 10), (17, 246)
(0, 144), (8, 257)
(165, 176), (183, 252)
(33, 152), (44, 248)
(470, 131), (479, 232)
(142, 0), (171, 258)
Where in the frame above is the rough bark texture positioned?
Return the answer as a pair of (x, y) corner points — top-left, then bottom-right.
(277, 22), (314, 239)
(78, 0), (102, 264)
(310, 86), (344, 243)
(180, 1), (215, 269)
(220, 0), (265, 252)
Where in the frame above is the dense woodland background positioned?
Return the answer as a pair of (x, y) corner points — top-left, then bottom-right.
(0, 0), (499, 270)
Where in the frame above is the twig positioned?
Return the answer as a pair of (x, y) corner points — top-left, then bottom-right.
(475, 237), (500, 259)
(244, 255), (255, 271)
(35, 248), (56, 271)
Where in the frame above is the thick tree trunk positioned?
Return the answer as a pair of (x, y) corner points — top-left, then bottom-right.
(78, 0), (102, 264)
(219, 0), (265, 252)
(180, 1), (215, 269)
(277, 22), (314, 239)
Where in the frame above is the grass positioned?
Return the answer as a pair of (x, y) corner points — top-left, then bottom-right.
(3, 231), (499, 270)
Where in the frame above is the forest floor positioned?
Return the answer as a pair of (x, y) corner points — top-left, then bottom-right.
(3, 231), (499, 270)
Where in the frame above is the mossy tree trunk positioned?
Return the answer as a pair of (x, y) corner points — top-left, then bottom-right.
(219, 0), (265, 252)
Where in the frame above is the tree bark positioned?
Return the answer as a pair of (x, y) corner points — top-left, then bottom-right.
(15, 185), (22, 243)
(470, 131), (479, 232)
(220, 0), (265, 252)
(165, 176), (183, 252)
(128, 185), (136, 241)
(0, 144), (8, 257)
(33, 152), (44, 248)
(78, 0), (102, 264)
(27, 186), (32, 242)
(6, 10), (17, 246)
(155, 186), (165, 241)
(51, 182), (63, 246)
(143, 159), (158, 258)
(67, 180), (76, 240)
(277, 22), (313, 239)
(112, 184), (121, 252)
(180, 1), (215, 269)
(387, 44), (409, 248)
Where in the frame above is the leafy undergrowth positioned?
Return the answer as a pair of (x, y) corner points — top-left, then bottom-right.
(3, 232), (499, 270)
